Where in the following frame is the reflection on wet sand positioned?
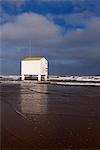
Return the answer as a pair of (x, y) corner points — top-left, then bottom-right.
(1, 83), (100, 149)
(20, 83), (48, 114)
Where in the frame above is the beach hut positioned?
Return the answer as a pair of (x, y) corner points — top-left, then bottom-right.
(21, 57), (48, 81)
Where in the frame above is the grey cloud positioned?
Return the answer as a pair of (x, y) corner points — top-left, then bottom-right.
(50, 12), (92, 26)
(0, 12), (100, 75)
(1, 13), (100, 56)
(1, 12), (62, 48)
(62, 17), (100, 48)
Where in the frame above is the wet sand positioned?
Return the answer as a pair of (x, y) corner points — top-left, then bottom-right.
(1, 82), (100, 149)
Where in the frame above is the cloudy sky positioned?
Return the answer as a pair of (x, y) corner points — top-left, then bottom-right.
(0, 0), (100, 75)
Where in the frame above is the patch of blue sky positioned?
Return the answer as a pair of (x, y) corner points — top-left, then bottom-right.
(1, 2), (19, 15)
(1, 0), (100, 21)
(20, 0), (73, 15)
(53, 17), (85, 32)
(53, 18), (66, 27)
(66, 24), (85, 31)
(1, 0), (100, 16)
(53, 17), (67, 33)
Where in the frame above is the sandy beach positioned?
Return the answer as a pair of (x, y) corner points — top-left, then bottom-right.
(1, 82), (100, 149)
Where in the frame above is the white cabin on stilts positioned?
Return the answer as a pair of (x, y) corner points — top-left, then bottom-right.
(21, 57), (48, 81)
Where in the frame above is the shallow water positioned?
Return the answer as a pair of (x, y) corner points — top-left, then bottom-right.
(1, 82), (100, 149)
